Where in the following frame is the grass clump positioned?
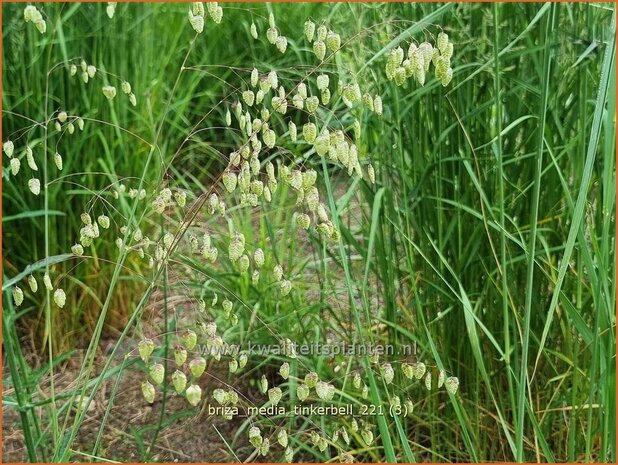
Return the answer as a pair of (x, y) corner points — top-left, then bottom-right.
(2, 2), (615, 463)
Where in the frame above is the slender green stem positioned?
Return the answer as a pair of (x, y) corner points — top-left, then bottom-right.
(515, 5), (555, 461)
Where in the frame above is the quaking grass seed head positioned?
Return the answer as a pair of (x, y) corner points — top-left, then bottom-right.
(12, 286), (24, 306)
(266, 27), (278, 45)
(138, 338), (155, 362)
(141, 380), (155, 403)
(22, 147), (37, 170)
(259, 374), (268, 394)
(189, 357), (206, 378)
(10, 158), (20, 176)
(313, 40), (326, 61)
(102, 85), (117, 100)
(279, 362), (290, 380)
(315, 381), (335, 400)
(381, 362), (394, 384)
(326, 30), (341, 51)
(445, 376), (459, 394)
(296, 383), (309, 401)
(27, 275), (38, 293)
(172, 370), (187, 393)
(54, 152), (63, 171)
(268, 387), (282, 405)
(28, 178), (41, 196)
(43, 273), (53, 291)
(276, 36), (288, 54)
(249, 426), (263, 448)
(316, 24), (327, 41)
(174, 345), (188, 366)
(304, 20), (315, 42)
(150, 363), (165, 385)
(305, 96), (319, 114)
(186, 384), (202, 406)
(3, 140), (15, 158)
(180, 329), (197, 350)
(438, 369), (446, 388)
(316, 74), (329, 90)
(188, 10), (204, 33)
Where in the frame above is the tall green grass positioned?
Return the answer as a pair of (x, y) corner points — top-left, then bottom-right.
(2, 2), (615, 463)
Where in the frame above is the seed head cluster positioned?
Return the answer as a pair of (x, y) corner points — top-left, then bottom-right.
(5, 5), (461, 462)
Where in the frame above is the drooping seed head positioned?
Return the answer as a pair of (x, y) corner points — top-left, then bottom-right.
(304, 20), (315, 42)
(141, 380), (155, 403)
(445, 376), (459, 394)
(12, 286), (24, 306)
(313, 40), (326, 61)
(186, 384), (202, 406)
(316, 74), (329, 91)
(276, 36), (287, 54)
(266, 27), (278, 44)
(315, 381), (335, 400)
(305, 96), (319, 114)
(288, 121), (297, 142)
(296, 383), (309, 401)
(326, 31), (341, 51)
(28, 178), (41, 195)
(102, 85), (117, 100)
(222, 170), (237, 193)
(438, 369), (446, 388)
(172, 370), (187, 393)
(259, 374), (268, 393)
(268, 387), (282, 406)
(367, 163), (376, 184)
(263, 128), (276, 148)
(189, 357), (206, 378)
(381, 363), (395, 384)
(71, 244), (84, 256)
(304, 371), (319, 388)
(3, 140), (15, 159)
(440, 67), (453, 87)
(316, 25), (327, 42)
(361, 428), (374, 446)
(188, 10), (204, 33)
(54, 152), (63, 171)
(295, 213), (310, 230)
(238, 254), (250, 272)
(96, 215), (110, 229)
(249, 426), (263, 448)
(424, 372), (432, 390)
(273, 264), (284, 281)
(320, 88), (331, 105)
(26, 146), (39, 171)
(253, 248), (265, 268)
(27, 275), (38, 293)
(180, 329), (197, 350)
(279, 362), (290, 380)
(174, 345), (188, 366)
(149, 363), (165, 385)
(303, 122), (317, 144)
(9, 158), (20, 176)
(436, 31), (449, 53)
(242, 90), (255, 107)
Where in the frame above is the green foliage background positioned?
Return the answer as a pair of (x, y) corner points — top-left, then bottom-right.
(2, 2), (615, 463)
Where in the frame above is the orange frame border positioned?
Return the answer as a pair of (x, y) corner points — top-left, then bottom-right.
(0, 1), (616, 464)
